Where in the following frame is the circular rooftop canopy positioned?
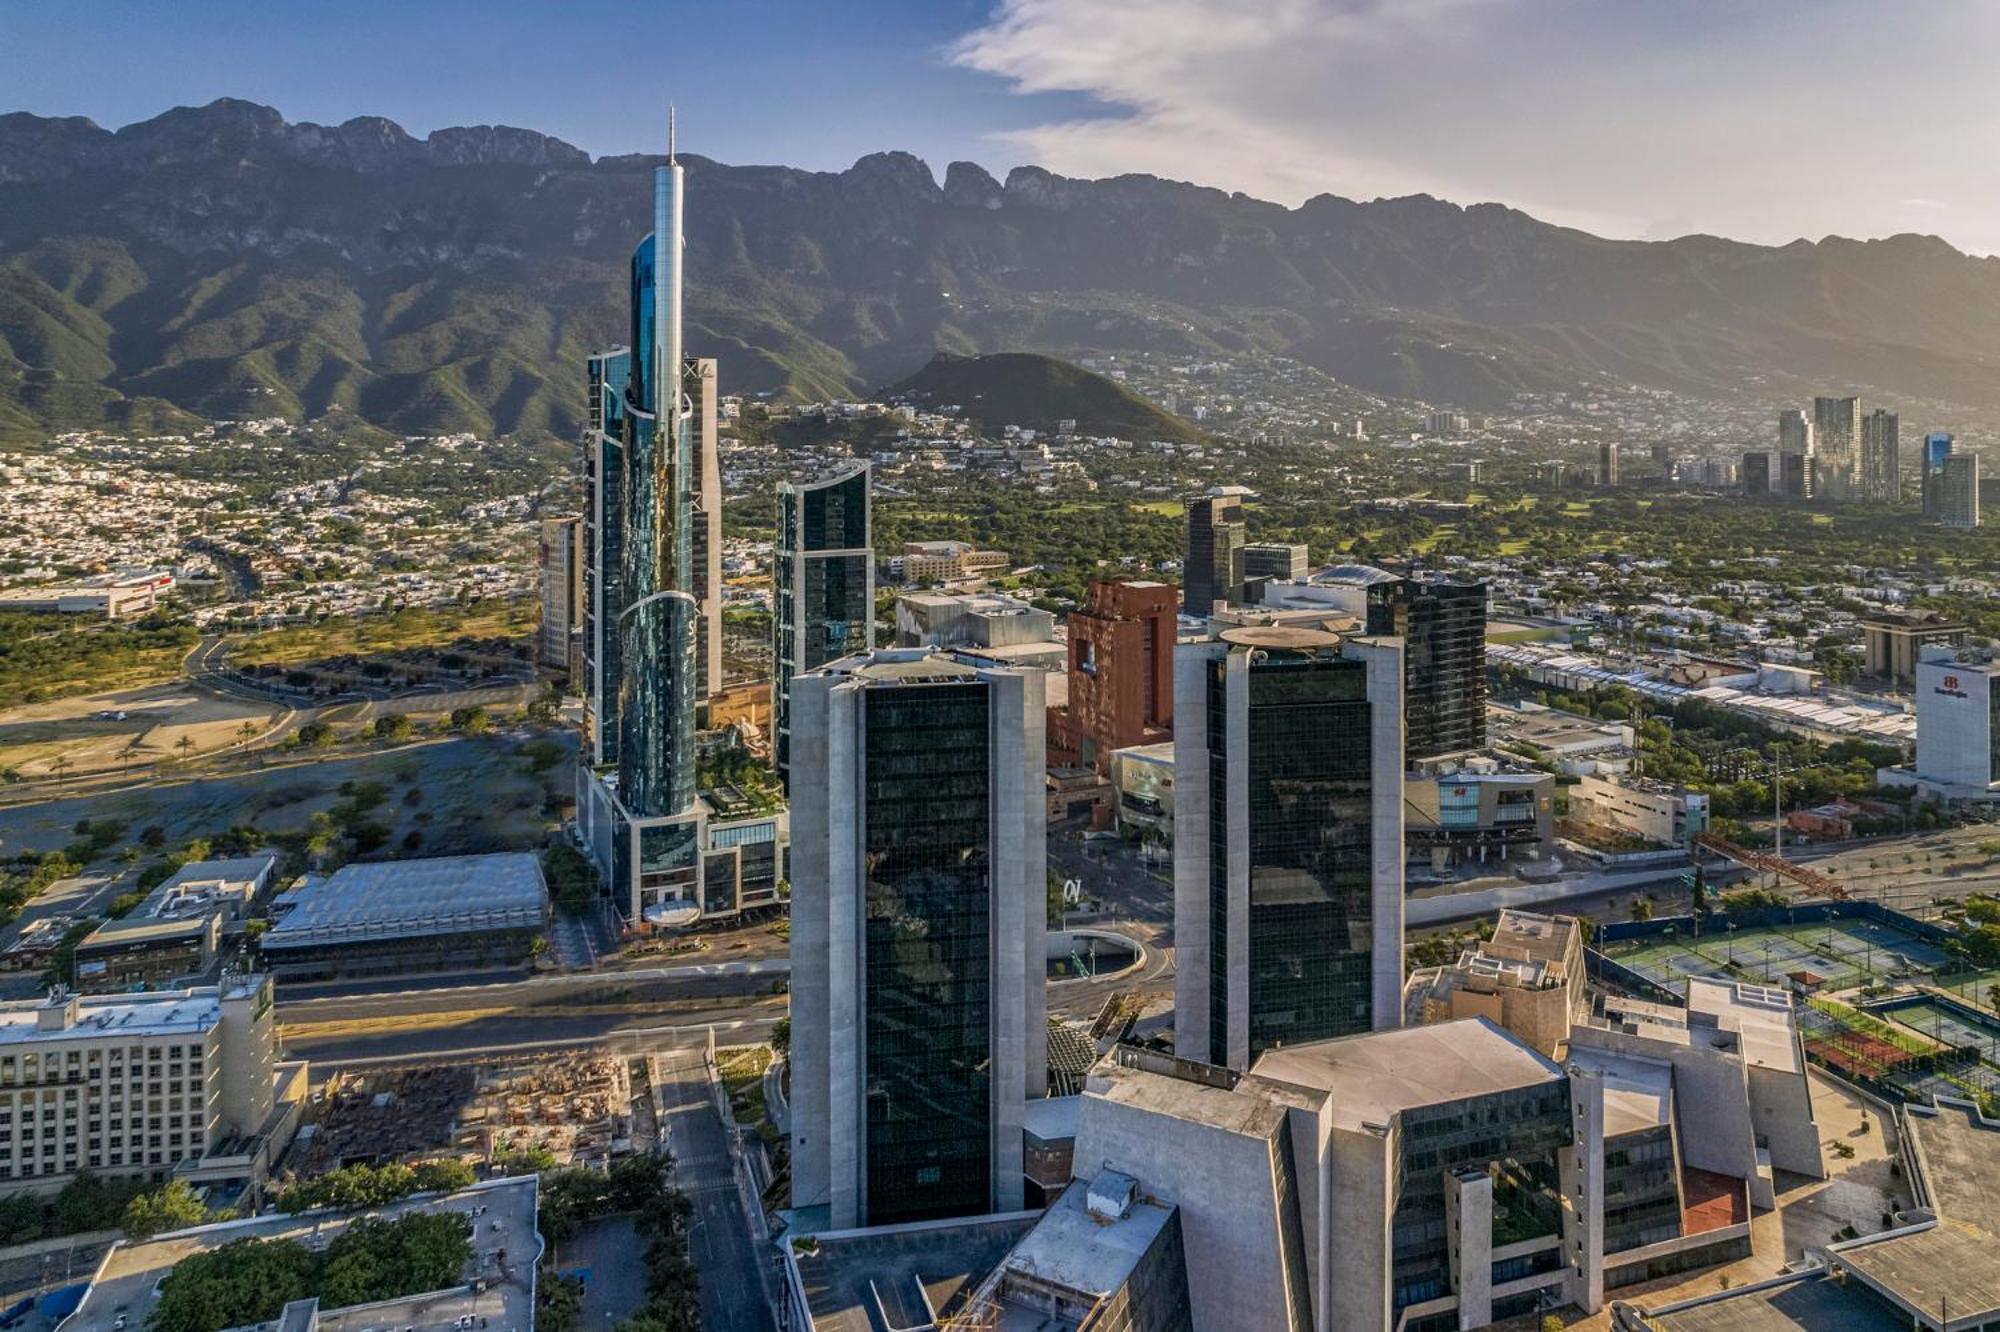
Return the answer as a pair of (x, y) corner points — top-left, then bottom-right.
(1218, 625), (1343, 650)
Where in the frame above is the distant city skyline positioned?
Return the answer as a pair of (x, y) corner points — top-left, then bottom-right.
(6, 0), (2000, 253)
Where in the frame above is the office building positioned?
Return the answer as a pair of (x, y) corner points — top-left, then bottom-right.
(788, 647), (1048, 1229)
(1650, 441), (1672, 479)
(1537, 460), (1569, 490)
(1939, 452), (1981, 528)
(1630, 1096), (1999, 1332)
(773, 462), (875, 785)
(579, 356), (722, 756)
(1778, 408), (1815, 498)
(537, 515), (584, 675)
(0, 978), (305, 1196)
(1598, 440), (1619, 487)
(1047, 1022), (1581, 1332)
(1740, 450), (1771, 496)
(1183, 487), (1249, 613)
(1811, 395), (1861, 499)
(1570, 773), (1710, 845)
(1571, 980), (1822, 1223)
(1860, 407), (1900, 502)
(66, 1176), (539, 1332)
(1050, 581), (1178, 775)
(884, 540), (1009, 585)
(1242, 542), (1309, 583)
(572, 131), (791, 929)
(581, 347), (631, 767)
(1403, 763), (1555, 872)
(73, 855), (275, 993)
(1425, 410), (1470, 434)
(1908, 649), (2000, 795)
(260, 853), (548, 980)
(1861, 611), (1968, 685)
(1109, 740), (1176, 843)
(953, 1168), (1193, 1331)
(1404, 909), (1585, 1059)
(894, 591), (1061, 671)
(1173, 623), (1404, 1070)
(0, 570), (173, 619)
(1921, 430), (1954, 518)
(687, 357), (725, 704)
(1366, 575), (1487, 760)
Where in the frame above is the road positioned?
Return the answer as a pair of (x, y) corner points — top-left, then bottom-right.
(656, 1053), (778, 1332)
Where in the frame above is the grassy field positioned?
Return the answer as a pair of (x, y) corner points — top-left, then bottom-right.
(1133, 499), (1186, 517)
(0, 614), (200, 710)
(235, 602), (533, 667)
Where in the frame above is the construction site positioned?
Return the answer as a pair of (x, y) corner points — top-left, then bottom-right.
(287, 1052), (643, 1174)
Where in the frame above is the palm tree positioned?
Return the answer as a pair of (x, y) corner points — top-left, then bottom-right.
(236, 720), (259, 744)
(174, 735), (196, 762)
(48, 754), (70, 784)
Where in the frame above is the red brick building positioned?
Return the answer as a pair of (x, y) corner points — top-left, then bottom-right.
(1048, 580), (1177, 773)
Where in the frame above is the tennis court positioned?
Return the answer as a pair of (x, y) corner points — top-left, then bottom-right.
(1607, 915), (1955, 995)
(1877, 996), (2000, 1059)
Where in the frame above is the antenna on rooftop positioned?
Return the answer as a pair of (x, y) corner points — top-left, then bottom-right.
(668, 105), (676, 163)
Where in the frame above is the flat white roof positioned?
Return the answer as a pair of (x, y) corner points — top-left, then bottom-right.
(1250, 1018), (1565, 1132)
(262, 852), (546, 951)
(0, 989), (229, 1047)
(1687, 978), (1802, 1074)
(1567, 1047), (1673, 1137)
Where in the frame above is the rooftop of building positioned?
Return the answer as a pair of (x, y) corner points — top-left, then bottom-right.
(148, 855), (276, 906)
(62, 1176), (539, 1332)
(1084, 1048), (1290, 1141)
(1686, 978), (1802, 1074)
(0, 981), (262, 1046)
(1644, 1272), (1908, 1332)
(845, 648), (984, 683)
(1248, 1018), (1565, 1133)
(1830, 1100), (2000, 1325)
(1862, 610), (1968, 631)
(967, 1173), (1179, 1330)
(1490, 909), (1581, 969)
(1216, 624), (1343, 649)
(1308, 563), (1401, 587)
(1565, 1046), (1673, 1137)
(261, 852), (546, 952)
(792, 1213), (1037, 1332)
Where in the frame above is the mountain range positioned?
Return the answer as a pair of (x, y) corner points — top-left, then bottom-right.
(5, 98), (2000, 445)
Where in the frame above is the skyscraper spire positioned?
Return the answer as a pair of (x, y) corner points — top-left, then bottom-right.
(668, 105), (676, 163)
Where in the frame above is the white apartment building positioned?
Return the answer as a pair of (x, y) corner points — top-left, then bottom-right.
(0, 979), (303, 1194)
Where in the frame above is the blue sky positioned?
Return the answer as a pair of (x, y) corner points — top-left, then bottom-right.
(7, 0), (2000, 253)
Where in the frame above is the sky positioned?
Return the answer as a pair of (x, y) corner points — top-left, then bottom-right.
(6, 0), (2000, 254)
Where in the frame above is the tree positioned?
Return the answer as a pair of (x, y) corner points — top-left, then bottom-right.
(542, 845), (599, 917)
(373, 713), (414, 742)
(770, 1017), (791, 1060)
(296, 720), (335, 749)
(1629, 898), (1654, 922)
(150, 1237), (317, 1332)
(175, 735), (196, 761)
(123, 1180), (208, 1239)
(449, 705), (491, 735)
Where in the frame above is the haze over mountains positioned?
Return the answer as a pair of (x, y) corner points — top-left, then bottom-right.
(4, 98), (2000, 444)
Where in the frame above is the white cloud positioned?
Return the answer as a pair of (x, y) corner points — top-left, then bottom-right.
(949, 0), (2000, 252)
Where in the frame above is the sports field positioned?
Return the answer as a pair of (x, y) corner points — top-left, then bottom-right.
(1607, 915), (1957, 994)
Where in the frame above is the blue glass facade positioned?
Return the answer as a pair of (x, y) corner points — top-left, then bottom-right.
(613, 166), (698, 820)
(773, 465), (874, 783)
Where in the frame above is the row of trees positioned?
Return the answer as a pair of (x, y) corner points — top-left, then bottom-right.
(538, 1155), (699, 1332)
(272, 1159), (474, 1214)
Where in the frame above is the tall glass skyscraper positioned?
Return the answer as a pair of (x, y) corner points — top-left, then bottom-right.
(787, 648), (1047, 1229)
(773, 462), (875, 786)
(1367, 575), (1488, 761)
(1173, 624), (1406, 1070)
(615, 146), (698, 821)
(573, 128), (788, 931)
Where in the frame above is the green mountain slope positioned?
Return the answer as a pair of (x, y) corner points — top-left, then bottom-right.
(883, 351), (1202, 443)
(7, 100), (2000, 444)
